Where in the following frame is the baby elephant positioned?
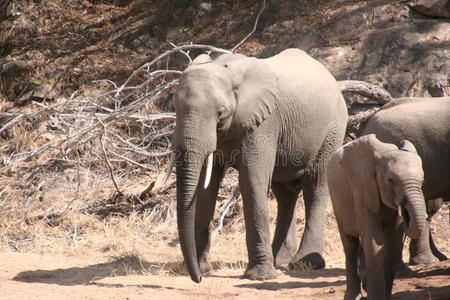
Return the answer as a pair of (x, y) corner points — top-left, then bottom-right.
(328, 134), (427, 300)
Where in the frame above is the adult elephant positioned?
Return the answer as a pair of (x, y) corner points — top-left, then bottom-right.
(360, 96), (450, 265)
(173, 48), (348, 283)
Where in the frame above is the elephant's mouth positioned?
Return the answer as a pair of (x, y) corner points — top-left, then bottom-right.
(401, 205), (410, 232)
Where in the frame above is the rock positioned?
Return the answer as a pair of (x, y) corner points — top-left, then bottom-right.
(303, 3), (450, 99)
(0, 0), (20, 18)
(0, 60), (31, 101)
(1, 59), (57, 105)
(17, 83), (57, 105)
(427, 77), (450, 97)
(197, 2), (213, 16)
(411, 0), (450, 18)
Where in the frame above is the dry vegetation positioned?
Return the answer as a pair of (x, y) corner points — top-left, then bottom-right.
(0, 0), (349, 278)
(0, 0), (243, 275)
(0, 39), (345, 281)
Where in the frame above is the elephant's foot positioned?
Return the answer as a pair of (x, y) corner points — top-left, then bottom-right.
(362, 278), (367, 293)
(435, 251), (448, 262)
(431, 248), (448, 262)
(199, 257), (213, 274)
(409, 250), (439, 265)
(395, 260), (413, 278)
(344, 291), (362, 300)
(243, 263), (277, 280)
(289, 252), (326, 271)
(274, 245), (295, 268)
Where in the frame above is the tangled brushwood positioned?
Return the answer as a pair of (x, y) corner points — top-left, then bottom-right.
(0, 41), (390, 256)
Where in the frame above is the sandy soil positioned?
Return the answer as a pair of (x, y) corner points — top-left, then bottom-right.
(1, 252), (449, 300)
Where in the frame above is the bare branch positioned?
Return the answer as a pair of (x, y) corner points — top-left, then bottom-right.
(100, 129), (122, 195)
(116, 44), (231, 95)
(231, 0), (266, 52)
(339, 80), (393, 104)
(213, 185), (240, 238)
(348, 107), (380, 127)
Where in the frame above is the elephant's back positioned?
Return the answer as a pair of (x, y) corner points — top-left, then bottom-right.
(362, 97), (450, 199)
(264, 48), (346, 123)
(376, 97), (450, 119)
(363, 97), (450, 141)
(264, 48), (338, 88)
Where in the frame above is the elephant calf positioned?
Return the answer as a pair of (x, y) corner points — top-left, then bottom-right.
(328, 134), (427, 300)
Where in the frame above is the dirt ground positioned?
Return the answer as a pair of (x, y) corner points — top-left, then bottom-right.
(0, 252), (449, 300)
(1, 197), (449, 300)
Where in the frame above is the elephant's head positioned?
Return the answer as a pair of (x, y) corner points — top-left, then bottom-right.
(342, 134), (427, 239)
(172, 53), (278, 283)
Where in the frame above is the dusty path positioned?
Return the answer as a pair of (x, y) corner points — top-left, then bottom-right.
(1, 252), (449, 300)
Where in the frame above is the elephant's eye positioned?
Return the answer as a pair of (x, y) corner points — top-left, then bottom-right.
(387, 178), (394, 185)
(218, 107), (226, 120)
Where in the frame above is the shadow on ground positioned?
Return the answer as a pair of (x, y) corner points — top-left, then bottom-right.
(393, 286), (450, 300)
(12, 256), (253, 287)
(236, 279), (346, 291)
(285, 267), (346, 279)
(12, 255), (184, 288)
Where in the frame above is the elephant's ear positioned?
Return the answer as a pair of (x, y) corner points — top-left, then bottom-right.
(191, 54), (212, 65)
(230, 58), (277, 133)
(399, 139), (418, 154)
(341, 135), (381, 213)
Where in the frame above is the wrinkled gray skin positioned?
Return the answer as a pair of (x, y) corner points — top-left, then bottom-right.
(173, 49), (348, 283)
(360, 97), (450, 265)
(328, 134), (427, 300)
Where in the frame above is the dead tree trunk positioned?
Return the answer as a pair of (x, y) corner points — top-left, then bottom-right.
(338, 80), (393, 104)
(338, 80), (393, 140)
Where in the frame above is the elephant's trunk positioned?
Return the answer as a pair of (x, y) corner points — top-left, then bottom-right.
(176, 149), (204, 283)
(402, 182), (427, 239)
(174, 114), (217, 283)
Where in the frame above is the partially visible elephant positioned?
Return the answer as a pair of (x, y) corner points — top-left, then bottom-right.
(360, 96), (450, 265)
(173, 48), (348, 282)
(328, 134), (427, 300)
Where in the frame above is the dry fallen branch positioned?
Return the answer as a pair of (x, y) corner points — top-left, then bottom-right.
(116, 44), (231, 96)
(348, 107), (381, 127)
(213, 186), (240, 239)
(3, 79), (177, 167)
(100, 129), (122, 195)
(339, 80), (393, 104)
(339, 80), (393, 140)
(2, 12), (396, 236)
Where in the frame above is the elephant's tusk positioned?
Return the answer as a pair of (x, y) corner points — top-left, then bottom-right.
(204, 153), (214, 189)
(398, 205), (402, 217)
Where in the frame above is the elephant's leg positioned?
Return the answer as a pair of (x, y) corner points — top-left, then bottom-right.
(430, 230), (448, 261)
(384, 226), (404, 299)
(358, 243), (367, 292)
(409, 198), (442, 265)
(429, 197), (448, 261)
(363, 237), (387, 300)
(289, 173), (327, 270)
(271, 181), (299, 268)
(238, 152), (277, 280)
(195, 165), (225, 274)
(395, 240), (411, 278)
(338, 226), (362, 300)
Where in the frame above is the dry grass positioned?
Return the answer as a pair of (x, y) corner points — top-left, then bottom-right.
(0, 155), (346, 277)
